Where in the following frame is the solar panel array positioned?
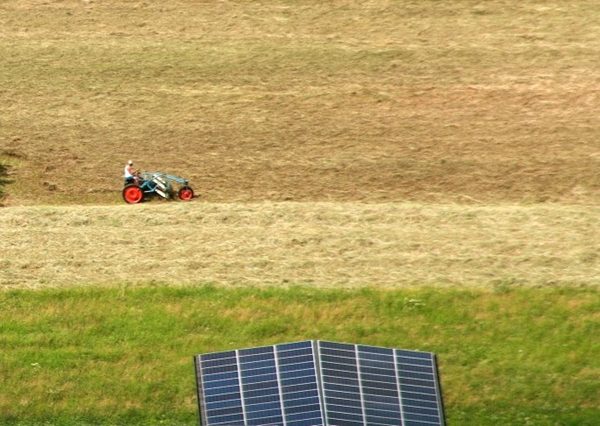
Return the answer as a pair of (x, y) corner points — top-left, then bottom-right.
(194, 341), (446, 426)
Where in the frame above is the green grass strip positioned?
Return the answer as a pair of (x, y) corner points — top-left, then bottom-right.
(1, 285), (598, 425)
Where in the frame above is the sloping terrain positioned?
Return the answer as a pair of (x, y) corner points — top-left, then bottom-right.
(1, 0), (599, 205)
(1, 2), (600, 425)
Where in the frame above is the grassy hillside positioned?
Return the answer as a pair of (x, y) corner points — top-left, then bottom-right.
(1, 0), (599, 205)
(1, 285), (599, 425)
(1, 1), (599, 425)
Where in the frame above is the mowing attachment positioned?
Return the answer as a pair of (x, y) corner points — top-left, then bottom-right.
(123, 171), (195, 204)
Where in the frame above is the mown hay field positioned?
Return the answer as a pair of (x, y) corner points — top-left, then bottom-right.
(1, 202), (600, 289)
(1, 0), (599, 204)
(1, 0), (599, 425)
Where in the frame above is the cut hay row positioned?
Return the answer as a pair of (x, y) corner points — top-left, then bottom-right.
(2, 202), (599, 289)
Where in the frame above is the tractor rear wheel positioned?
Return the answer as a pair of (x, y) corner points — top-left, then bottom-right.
(178, 186), (194, 201)
(123, 184), (144, 204)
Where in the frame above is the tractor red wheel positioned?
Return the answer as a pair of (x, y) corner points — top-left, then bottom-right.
(178, 186), (194, 201)
(123, 185), (143, 204)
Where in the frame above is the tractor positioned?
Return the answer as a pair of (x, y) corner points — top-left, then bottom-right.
(123, 171), (195, 204)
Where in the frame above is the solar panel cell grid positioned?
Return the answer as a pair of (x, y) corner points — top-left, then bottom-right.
(398, 356), (434, 367)
(195, 341), (445, 426)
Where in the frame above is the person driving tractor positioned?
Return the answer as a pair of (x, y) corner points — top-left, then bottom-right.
(124, 160), (140, 185)
(121, 161), (195, 203)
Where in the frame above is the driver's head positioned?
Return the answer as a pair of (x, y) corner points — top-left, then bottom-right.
(128, 160), (133, 165)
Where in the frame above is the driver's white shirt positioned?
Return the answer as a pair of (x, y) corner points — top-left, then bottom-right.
(124, 165), (134, 178)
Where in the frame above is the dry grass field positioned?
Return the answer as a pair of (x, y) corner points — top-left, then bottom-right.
(1, 202), (600, 289)
(1, 0), (599, 205)
(1, 1), (600, 425)
(1, 0), (599, 288)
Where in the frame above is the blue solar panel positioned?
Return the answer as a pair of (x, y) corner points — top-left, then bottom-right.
(195, 341), (445, 426)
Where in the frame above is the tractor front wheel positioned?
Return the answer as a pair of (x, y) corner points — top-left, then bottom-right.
(178, 186), (194, 201)
(123, 184), (144, 204)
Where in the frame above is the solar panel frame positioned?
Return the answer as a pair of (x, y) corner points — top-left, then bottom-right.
(195, 341), (446, 426)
